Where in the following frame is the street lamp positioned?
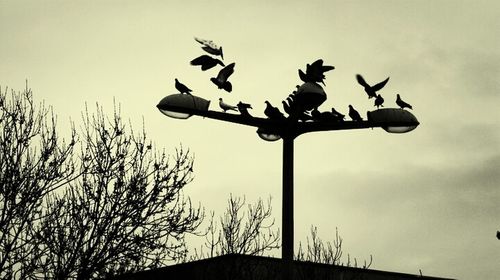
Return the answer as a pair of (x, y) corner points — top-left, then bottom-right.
(157, 88), (419, 278)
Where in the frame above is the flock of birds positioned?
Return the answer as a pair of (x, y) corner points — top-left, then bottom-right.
(172, 37), (414, 122)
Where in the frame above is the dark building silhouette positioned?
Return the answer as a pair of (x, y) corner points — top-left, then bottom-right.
(112, 254), (453, 280)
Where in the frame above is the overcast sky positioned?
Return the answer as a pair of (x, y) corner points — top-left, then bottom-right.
(1, 1), (499, 279)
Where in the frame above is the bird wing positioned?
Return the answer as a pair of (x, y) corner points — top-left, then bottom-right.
(217, 63), (235, 81)
(190, 55), (212, 66)
(356, 74), (369, 87)
(298, 69), (308, 82)
(371, 77), (390, 91)
(194, 37), (218, 48)
(322, 65), (335, 72)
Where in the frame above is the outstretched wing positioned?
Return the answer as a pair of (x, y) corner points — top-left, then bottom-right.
(217, 62), (235, 81)
(371, 77), (390, 91)
(356, 74), (369, 87)
(190, 55), (212, 66)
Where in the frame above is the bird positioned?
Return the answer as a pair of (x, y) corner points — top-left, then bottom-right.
(348, 105), (363, 121)
(211, 63), (235, 92)
(298, 59), (335, 85)
(374, 94), (384, 109)
(356, 74), (390, 99)
(175, 79), (192, 94)
(396, 94), (413, 110)
(264, 101), (285, 120)
(282, 100), (292, 116)
(190, 55), (225, 71)
(497, 231), (500, 240)
(194, 37), (224, 60)
(237, 101), (253, 117)
(219, 98), (238, 113)
(331, 107), (345, 121)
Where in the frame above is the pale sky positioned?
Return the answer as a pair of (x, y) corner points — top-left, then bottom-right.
(1, 1), (499, 279)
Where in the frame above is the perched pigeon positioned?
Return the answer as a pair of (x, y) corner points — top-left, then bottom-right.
(211, 63), (235, 92)
(194, 37), (224, 60)
(331, 107), (345, 121)
(219, 98), (238, 113)
(348, 105), (363, 121)
(356, 74), (390, 99)
(175, 79), (192, 94)
(264, 101), (285, 120)
(311, 109), (335, 121)
(299, 59), (335, 85)
(237, 101), (253, 117)
(396, 94), (413, 110)
(374, 94), (384, 109)
(282, 100), (292, 116)
(190, 55), (225, 71)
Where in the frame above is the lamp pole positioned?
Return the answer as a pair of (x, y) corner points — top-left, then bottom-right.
(157, 93), (419, 279)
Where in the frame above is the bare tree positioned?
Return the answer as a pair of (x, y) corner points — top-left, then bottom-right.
(0, 85), (77, 279)
(296, 226), (373, 269)
(190, 194), (280, 260)
(32, 104), (204, 279)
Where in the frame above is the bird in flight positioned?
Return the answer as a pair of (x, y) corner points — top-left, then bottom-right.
(356, 74), (390, 99)
(348, 105), (363, 121)
(396, 94), (413, 110)
(190, 55), (225, 71)
(211, 63), (235, 93)
(298, 59), (335, 85)
(194, 37), (224, 60)
(497, 231), (500, 240)
(219, 98), (238, 112)
(264, 101), (285, 120)
(374, 94), (384, 109)
(175, 79), (192, 94)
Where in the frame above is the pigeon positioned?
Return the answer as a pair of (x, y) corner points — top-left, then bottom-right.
(237, 101), (253, 117)
(264, 101), (285, 120)
(299, 59), (335, 85)
(374, 94), (384, 109)
(282, 100), (292, 116)
(190, 55), (225, 71)
(396, 94), (412, 110)
(219, 98), (238, 113)
(348, 105), (363, 121)
(175, 79), (192, 94)
(211, 63), (235, 92)
(356, 74), (390, 99)
(497, 231), (500, 240)
(194, 37), (224, 60)
(331, 107), (345, 121)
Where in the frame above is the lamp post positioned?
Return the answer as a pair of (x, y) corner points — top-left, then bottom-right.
(157, 90), (419, 279)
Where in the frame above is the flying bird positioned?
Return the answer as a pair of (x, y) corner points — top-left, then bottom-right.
(396, 94), (413, 110)
(374, 94), (384, 109)
(175, 79), (192, 94)
(264, 101), (285, 120)
(356, 74), (390, 99)
(299, 59), (335, 85)
(497, 231), (500, 240)
(190, 55), (224, 71)
(348, 105), (363, 121)
(211, 63), (235, 92)
(194, 37), (224, 60)
(219, 98), (238, 113)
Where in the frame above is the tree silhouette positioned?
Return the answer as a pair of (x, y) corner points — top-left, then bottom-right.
(0, 85), (77, 279)
(190, 195), (280, 259)
(0, 85), (204, 279)
(33, 105), (204, 279)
